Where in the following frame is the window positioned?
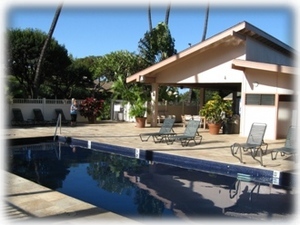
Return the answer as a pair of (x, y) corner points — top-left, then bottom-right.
(279, 95), (295, 102)
(245, 94), (275, 105)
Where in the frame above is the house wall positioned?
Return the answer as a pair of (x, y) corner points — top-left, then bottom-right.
(240, 68), (296, 140)
(154, 43), (246, 84)
(246, 37), (293, 66)
(277, 102), (297, 138)
(139, 40), (296, 140)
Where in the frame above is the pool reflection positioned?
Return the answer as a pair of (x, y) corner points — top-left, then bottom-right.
(8, 142), (296, 221)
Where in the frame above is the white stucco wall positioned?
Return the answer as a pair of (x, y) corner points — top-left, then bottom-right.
(155, 43), (246, 85)
(240, 68), (296, 140)
(246, 37), (293, 66)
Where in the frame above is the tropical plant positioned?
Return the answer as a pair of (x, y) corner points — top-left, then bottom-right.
(199, 92), (233, 124)
(138, 22), (177, 65)
(79, 97), (104, 122)
(128, 98), (148, 118)
(112, 75), (149, 118)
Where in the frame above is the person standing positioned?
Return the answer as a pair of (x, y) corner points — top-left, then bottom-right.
(70, 98), (78, 126)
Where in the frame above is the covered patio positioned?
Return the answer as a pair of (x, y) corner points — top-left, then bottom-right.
(126, 21), (296, 140)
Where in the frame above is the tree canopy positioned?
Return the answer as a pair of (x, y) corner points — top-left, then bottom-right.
(7, 28), (98, 99)
(7, 28), (71, 98)
(93, 50), (148, 82)
(138, 22), (177, 66)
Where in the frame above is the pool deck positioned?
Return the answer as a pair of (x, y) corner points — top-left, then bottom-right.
(3, 121), (298, 223)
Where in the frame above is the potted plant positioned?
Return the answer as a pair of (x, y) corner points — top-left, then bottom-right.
(128, 98), (148, 128)
(199, 92), (233, 135)
(79, 97), (104, 124)
(223, 114), (240, 134)
(112, 75), (150, 128)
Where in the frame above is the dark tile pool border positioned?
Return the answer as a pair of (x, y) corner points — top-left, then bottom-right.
(7, 136), (54, 146)
(57, 136), (295, 188)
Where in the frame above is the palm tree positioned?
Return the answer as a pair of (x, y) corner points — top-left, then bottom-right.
(148, 2), (171, 31)
(148, 3), (152, 31)
(188, 3), (210, 103)
(33, 3), (63, 98)
(165, 3), (171, 25)
(201, 3), (210, 41)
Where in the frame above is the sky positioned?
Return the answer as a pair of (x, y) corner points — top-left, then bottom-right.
(2, 0), (297, 59)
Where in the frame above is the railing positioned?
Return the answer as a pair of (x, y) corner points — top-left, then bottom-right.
(53, 113), (61, 141)
(13, 98), (72, 104)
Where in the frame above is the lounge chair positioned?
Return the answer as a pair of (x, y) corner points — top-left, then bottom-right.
(230, 122), (268, 166)
(11, 108), (34, 127)
(33, 108), (55, 126)
(271, 126), (296, 160)
(167, 120), (202, 147)
(139, 118), (175, 143)
(55, 108), (69, 125)
(181, 114), (192, 127)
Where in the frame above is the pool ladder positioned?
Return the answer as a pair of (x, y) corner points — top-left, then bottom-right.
(53, 113), (62, 141)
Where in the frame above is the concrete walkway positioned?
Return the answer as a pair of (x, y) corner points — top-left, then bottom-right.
(3, 121), (297, 223)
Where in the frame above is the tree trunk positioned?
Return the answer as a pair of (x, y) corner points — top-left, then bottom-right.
(201, 3), (210, 42)
(165, 3), (171, 25)
(33, 4), (63, 98)
(148, 3), (152, 31)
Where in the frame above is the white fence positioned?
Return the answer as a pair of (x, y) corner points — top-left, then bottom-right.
(9, 98), (200, 125)
(8, 98), (87, 123)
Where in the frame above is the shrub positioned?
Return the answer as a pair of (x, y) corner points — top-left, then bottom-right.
(79, 97), (104, 120)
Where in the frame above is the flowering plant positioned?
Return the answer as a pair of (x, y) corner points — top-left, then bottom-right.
(199, 93), (233, 124)
(79, 97), (104, 122)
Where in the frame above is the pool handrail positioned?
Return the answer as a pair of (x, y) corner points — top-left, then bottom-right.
(54, 113), (62, 140)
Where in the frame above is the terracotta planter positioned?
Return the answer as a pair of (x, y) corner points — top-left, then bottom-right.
(135, 117), (146, 128)
(207, 123), (222, 135)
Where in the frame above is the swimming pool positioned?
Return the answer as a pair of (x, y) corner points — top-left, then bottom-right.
(7, 136), (297, 221)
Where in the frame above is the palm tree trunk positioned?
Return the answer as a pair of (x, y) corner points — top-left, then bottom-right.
(165, 3), (171, 25)
(188, 3), (210, 103)
(33, 4), (63, 98)
(201, 3), (210, 42)
(148, 3), (152, 31)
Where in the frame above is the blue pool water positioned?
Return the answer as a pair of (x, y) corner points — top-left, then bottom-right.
(7, 136), (297, 221)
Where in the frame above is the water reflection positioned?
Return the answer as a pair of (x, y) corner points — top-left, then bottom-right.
(7, 142), (296, 221)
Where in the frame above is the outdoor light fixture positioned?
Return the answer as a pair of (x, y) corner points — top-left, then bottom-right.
(253, 81), (259, 87)
(139, 75), (144, 83)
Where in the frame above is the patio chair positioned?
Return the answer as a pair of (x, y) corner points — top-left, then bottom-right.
(271, 126), (296, 160)
(55, 108), (69, 125)
(167, 119), (202, 147)
(139, 118), (175, 143)
(11, 108), (34, 127)
(33, 108), (55, 126)
(230, 122), (268, 166)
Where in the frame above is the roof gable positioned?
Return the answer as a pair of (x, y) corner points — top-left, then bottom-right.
(127, 21), (294, 83)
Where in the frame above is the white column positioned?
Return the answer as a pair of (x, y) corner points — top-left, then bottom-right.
(151, 83), (158, 127)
